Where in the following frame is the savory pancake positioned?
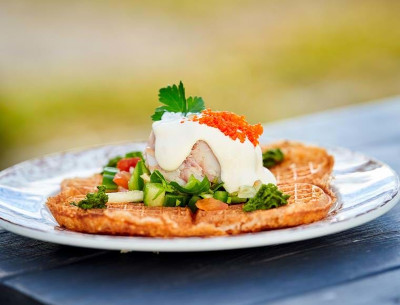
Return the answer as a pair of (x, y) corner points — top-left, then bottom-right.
(47, 141), (336, 237)
(263, 140), (334, 188)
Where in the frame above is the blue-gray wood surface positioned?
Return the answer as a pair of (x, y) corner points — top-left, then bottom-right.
(1, 97), (400, 305)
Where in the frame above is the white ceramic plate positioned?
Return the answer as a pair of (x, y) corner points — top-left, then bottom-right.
(0, 142), (399, 252)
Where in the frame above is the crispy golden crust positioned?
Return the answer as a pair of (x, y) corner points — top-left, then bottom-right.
(47, 190), (193, 237)
(47, 141), (336, 237)
(61, 174), (103, 194)
(262, 140), (334, 189)
(192, 183), (334, 236)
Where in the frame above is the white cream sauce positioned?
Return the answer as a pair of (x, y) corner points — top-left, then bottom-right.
(152, 112), (276, 193)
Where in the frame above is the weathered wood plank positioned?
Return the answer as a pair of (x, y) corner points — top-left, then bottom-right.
(0, 231), (106, 280)
(2, 203), (400, 305)
(0, 284), (42, 305)
(267, 267), (400, 305)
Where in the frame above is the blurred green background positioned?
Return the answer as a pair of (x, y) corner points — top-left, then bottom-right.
(1, 0), (400, 169)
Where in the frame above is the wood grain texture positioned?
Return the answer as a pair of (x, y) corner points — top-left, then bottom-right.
(268, 267), (400, 305)
(1, 205), (400, 305)
(0, 231), (106, 280)
(0, 285), (42, 305)
(0, 98), (399, 305)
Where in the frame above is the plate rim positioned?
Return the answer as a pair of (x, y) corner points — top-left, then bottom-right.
(0, 143), (399, 252)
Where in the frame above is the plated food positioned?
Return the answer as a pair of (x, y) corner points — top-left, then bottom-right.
(47, 82), (335, 237)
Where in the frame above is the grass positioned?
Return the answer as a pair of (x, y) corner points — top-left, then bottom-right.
(1, 0), (400, 169)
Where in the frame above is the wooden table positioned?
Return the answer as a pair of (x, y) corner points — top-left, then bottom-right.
(1, 98), (400, 305)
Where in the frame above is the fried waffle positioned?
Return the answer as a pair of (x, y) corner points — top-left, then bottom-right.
(61, 174), (102, 194)
(191, 183), (333, 235)
(262, 141), (334, 189)
(47, 199), (193, 237)
(47, 141), (336, 237)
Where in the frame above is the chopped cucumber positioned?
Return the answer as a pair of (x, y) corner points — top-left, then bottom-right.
(164, 194), (188, 207)
(128, 160), (150, 191)
(103, 167), (119, 175)
(102, 174), (118, 191)
(143, 183), (165, 207)
(229, 196), (248, 204)
(140, 173), (151, 184)
(179, 195), (190, 207)
(188, 196), (201, 213)
(213, 191), (229, 203)
(102, 167), (119, 190)
(107, 191), (143, 203)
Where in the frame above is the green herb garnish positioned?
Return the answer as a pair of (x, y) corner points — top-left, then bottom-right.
(243, 183), (290, 212)
(150, 170), (212, 195)
(150, 170), (174, 193)
(71, 186), (109, 210)
(143, 169), (223, 208)
(151, 81), (205, 121)
(262, 148), (284, 168)
(211, 181), (225, 192)
(170, 175), (210, 195)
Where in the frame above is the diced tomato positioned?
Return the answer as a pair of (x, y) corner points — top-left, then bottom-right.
(117, 186), (129, 192)
(117, 157), (141, 172)
(113, 171), (131, 189)
(196, 198), (228, 211)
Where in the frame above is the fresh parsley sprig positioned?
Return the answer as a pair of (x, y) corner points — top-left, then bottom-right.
(151, 81), (205, 121)
(243, 183), (290, 212)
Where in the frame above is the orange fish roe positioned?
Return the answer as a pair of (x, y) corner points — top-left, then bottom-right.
(190, 109), (263, 146)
